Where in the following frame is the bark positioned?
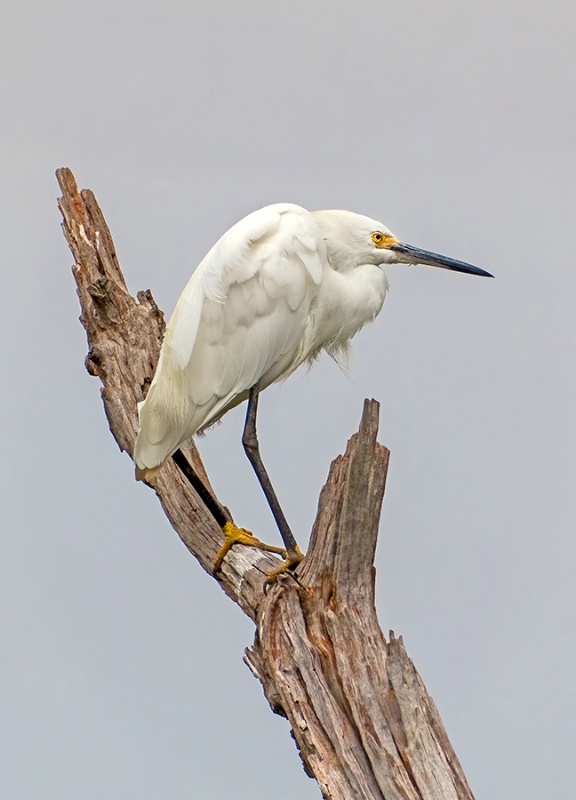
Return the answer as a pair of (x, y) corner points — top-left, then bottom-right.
(57, 167), (475, 800)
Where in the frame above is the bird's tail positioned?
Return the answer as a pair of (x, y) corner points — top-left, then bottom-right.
(133, 386), (189, 480)
(134, 462), (164, 483)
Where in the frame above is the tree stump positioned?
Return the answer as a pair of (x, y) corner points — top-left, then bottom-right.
(57, 167), (475, 800)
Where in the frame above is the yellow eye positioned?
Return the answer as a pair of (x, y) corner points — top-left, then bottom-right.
(372, 231), (384, 244)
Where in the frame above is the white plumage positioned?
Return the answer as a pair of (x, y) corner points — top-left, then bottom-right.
(134, 203), (491, 479)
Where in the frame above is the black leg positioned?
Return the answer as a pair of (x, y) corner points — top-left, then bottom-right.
(172, 449), (230, 527)
(242, 385), (300, 557)
(172, 447), (288, 575)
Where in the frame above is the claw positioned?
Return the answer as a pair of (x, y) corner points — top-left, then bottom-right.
(214, 521), (287, 574)
(264, 546), (304, 587)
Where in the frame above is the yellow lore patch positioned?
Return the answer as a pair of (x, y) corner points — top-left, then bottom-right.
(371, 231), (400, 248)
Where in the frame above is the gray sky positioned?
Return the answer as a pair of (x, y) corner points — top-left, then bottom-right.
(2, 1), (575, 798)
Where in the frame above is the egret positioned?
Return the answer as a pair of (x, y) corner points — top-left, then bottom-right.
(134, 204), (492, 576)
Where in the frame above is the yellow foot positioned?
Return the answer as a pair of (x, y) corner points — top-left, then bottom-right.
(213, 521), (287, 574)
(265, 546), (305, 585)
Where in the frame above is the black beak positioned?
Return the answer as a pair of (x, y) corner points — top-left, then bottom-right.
(388, 243), (494, 278)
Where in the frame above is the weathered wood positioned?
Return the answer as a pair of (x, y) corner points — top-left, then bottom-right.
(57, 167), (279, 618)
(57, 168), (475, 800)
(245, 402), (473, 799)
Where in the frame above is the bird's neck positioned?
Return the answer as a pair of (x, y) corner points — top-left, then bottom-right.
(311, 264), (389, 356)
(324, 242), (361, 274)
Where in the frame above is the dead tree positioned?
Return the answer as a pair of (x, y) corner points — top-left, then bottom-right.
(57, 167), (475, 800)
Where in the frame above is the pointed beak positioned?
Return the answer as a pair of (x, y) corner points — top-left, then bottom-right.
(388, 243), (494, 278)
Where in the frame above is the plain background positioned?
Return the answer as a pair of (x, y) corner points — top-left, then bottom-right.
(2, 2), (575, 798)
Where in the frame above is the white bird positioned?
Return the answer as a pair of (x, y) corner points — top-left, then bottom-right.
(134, 204), (492, 574)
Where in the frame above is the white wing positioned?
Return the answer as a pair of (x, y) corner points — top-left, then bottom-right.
(134, 204), (326, 473)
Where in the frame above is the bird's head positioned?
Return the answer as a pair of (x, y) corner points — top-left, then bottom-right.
(313, 209), (493, 278)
